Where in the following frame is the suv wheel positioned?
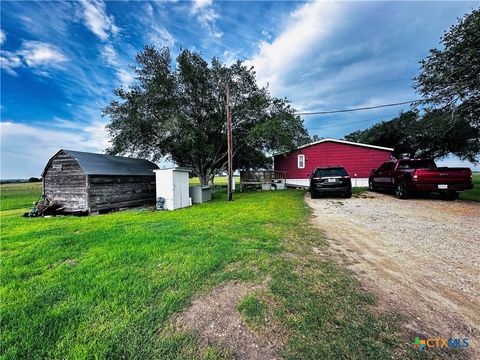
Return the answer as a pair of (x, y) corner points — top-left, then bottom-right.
(395, 182), (409, 199)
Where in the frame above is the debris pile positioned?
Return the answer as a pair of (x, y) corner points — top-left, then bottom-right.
(23, 196), (63, 217)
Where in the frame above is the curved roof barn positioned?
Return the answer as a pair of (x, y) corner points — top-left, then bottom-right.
(42, 149), (158, 177)
(42, 149), (158, 214)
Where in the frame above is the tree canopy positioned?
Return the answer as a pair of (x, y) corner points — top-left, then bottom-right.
(104, 47), (309, 185)
(347, 9), (480, 163)
(414, 8), (480, 128)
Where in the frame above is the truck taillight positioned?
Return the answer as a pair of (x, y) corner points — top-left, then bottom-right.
(413, 174), (418, 181)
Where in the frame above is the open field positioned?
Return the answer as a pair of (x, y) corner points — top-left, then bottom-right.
(189, 176), (240, 187)
(0, 182), (42, 211)
(0, 182), (419, 359)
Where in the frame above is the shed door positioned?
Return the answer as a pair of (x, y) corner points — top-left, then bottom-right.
(180, 172), (190, 207)
(173, 173), (181, 209)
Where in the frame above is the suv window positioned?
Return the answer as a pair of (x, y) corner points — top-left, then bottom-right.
(314, 167), (349, 177)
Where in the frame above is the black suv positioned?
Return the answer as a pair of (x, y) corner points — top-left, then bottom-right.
(310, 166), (352, 198)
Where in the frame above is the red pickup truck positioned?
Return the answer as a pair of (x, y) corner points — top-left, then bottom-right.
(368, 159), (473, 200)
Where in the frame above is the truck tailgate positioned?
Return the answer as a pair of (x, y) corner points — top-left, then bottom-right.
(415, 167), (472, 184)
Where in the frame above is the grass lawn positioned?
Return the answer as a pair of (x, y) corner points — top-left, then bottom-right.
(189, 176), (240, 187)
(1, 183), (422, 359)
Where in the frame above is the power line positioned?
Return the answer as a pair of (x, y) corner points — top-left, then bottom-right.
(307, 113), (398, 131)
(296, 99), (424, 116)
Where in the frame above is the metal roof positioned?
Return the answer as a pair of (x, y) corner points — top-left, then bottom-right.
(153, 167), (191, 172)
(42, 149), (158, 176)
(273, 138), (394, 156)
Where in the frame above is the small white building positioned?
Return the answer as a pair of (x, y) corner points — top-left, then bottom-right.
(154, 168), (191, 210)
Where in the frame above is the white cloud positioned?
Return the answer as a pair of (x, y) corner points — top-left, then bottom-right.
(1, 120), (110, 179)
(18, 41), (67, 67)
(0, 50), (22, 75)
(148, 25), (176, 48)
(246, 1), (341, 94)
(141, 3), (176, 48)
(1, 41), (67, 76)
(101, 43), (119, 66)
(223, 50), (239, 66)
(100, 43), (133, 87)
(190, 0), (222, 39)
(79, 0), (119, 40)
(192, 0), (212, 13)
(115, 68), (134, 87)
(261, 29), (272, 40)
(51, 117), (85, 130)
(0, 29), (5, 45)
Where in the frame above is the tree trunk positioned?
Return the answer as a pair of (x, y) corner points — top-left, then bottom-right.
(199, 173), (209, 186)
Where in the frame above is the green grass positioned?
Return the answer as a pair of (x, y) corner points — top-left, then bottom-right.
(459, 173), (480, 202)
(189, 176), (240, 187)
(352, 187), (368, 196)
(0, 182), (42, 211)
(237, 294), (268, 328)
(1, 183), (419, 359)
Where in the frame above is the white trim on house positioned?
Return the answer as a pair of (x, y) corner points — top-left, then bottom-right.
(297, 154), (305, 169)
(286, 178), (369, 188)
(286, 179), (309, 188)
(274, 138), (394, 156)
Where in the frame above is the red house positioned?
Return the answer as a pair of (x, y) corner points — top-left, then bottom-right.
(273, 138), (393, 187)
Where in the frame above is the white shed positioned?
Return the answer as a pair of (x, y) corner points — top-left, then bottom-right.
(154, 168), (191, 210)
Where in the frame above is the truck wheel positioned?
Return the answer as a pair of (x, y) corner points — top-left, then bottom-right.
(395, 182), (409, 199)
(368, 180), (376, 192)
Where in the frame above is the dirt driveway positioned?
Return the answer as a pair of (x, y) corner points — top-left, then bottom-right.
(306, 192), (479, 357)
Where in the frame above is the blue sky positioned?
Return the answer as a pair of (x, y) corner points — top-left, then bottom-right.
(1, 0), (478, 178)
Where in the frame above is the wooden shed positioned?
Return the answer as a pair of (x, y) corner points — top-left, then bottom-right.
(42, 150), (158, 214)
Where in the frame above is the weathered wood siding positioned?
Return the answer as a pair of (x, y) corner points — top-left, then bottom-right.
(43, 151), (88, 212)
(88, 175), (156, 212)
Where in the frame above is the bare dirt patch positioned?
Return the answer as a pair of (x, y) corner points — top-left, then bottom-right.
(171, 279), (282, 360)
(306, 192), (479, 358)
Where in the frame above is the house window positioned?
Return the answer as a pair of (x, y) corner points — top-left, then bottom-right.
(297, 154), (305, 169)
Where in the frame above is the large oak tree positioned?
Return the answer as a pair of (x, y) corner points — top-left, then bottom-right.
(414, 8), (480, 128)
(104, 47), (309, 185)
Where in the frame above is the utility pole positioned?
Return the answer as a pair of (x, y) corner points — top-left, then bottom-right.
(226, 84), (233, 201)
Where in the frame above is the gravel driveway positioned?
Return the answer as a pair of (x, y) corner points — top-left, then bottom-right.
(306, 192), (479, 357)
